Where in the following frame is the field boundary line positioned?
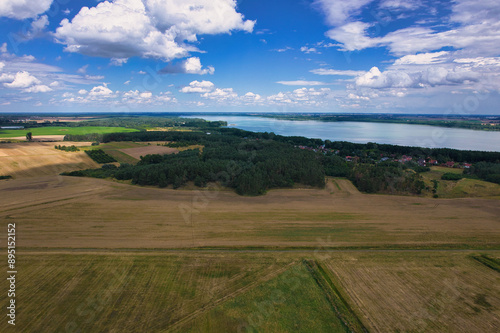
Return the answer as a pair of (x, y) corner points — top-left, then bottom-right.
(164, 261), (298, 332)
(13, 247), (500, 253)
(470, 254), (500, 273)
(303, 259), (369, 333)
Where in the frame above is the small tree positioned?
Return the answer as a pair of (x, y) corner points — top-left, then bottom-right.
(26, 132), (32, 142)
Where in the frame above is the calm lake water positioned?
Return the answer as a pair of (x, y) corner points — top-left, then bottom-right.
(187, 115), (500, 152)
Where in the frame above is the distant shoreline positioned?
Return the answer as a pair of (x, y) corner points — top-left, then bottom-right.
(3, 111), (498, 131)
(253, 113), (500, 132)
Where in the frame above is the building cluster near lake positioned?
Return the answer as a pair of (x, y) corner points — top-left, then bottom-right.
(297, 145), (474, 169)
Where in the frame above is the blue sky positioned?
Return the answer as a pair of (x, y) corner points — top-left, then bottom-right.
(0, 0), (499, 114)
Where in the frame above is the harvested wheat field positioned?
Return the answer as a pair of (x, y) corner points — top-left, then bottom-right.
(0, 176), (499, 249)
(321, 251), (500, 332)
(0, 142), (98, 178)
(0, 146), (499, 332)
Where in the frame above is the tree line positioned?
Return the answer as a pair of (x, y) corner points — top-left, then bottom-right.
(55, 145), (80, 152)
(63, 130), (431, 195)
(62, 129), (500, 195)
(465, 162), (500, 184)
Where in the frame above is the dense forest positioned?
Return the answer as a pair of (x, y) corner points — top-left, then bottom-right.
(65, 135), (326, 195)
(465, 162), (500, 184)
(62, 128), (485, 195)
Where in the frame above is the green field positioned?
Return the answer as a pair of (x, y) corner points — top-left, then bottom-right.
(421, 166), (500, 198)
(183, 261), (352, 332)
(79, 141), (148, 164)
(0, 253), (327, 332)
(0, 126), (139, 138)
(2, 251), (498, 333)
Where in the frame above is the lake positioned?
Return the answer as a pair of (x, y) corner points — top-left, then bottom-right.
(186, 115), (500, 152)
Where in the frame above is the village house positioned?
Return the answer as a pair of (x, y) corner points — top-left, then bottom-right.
(399, 155), (413, 163)
(444, 161), (455, 168)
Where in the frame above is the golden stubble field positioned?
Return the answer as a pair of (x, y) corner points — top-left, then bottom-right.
(0, 142), (499, 332)
(0, 176), (498, 249)
(0, 142), (98, 178)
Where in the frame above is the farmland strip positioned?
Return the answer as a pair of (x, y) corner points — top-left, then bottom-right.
(303, 259), (369, 333)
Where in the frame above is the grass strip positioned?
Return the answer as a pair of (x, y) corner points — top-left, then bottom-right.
(303, 259), (368, 333)
(332, 179), (342, 191)
(471, 254), (500, 273)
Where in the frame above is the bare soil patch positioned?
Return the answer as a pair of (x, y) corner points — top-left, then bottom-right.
(119, 145), (179, 159)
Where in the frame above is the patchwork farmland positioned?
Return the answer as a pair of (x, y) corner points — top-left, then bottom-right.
(0, 140), (499, 332)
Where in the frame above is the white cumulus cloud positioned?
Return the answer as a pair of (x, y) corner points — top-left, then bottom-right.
(241, 92), (262, 102)
(3, 71), (41, 88)
(183, 57), (214, 75)
(0, 0), (53, 20)
(355, 66), (479, 89)
(268, 88), (334, 106)
(321, 0), (500, 57)
(160, 57), (214, 75)
(144, 0), (255, 36)
(201, 88), (237, 101)
(180, 80), (215, 93)
(0, 73), (15, 83)
(88, 84), (115, 98)
(54, 0), (255, 61)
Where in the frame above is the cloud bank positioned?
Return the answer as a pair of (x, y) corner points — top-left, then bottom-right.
(54, 0), (255, 61)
